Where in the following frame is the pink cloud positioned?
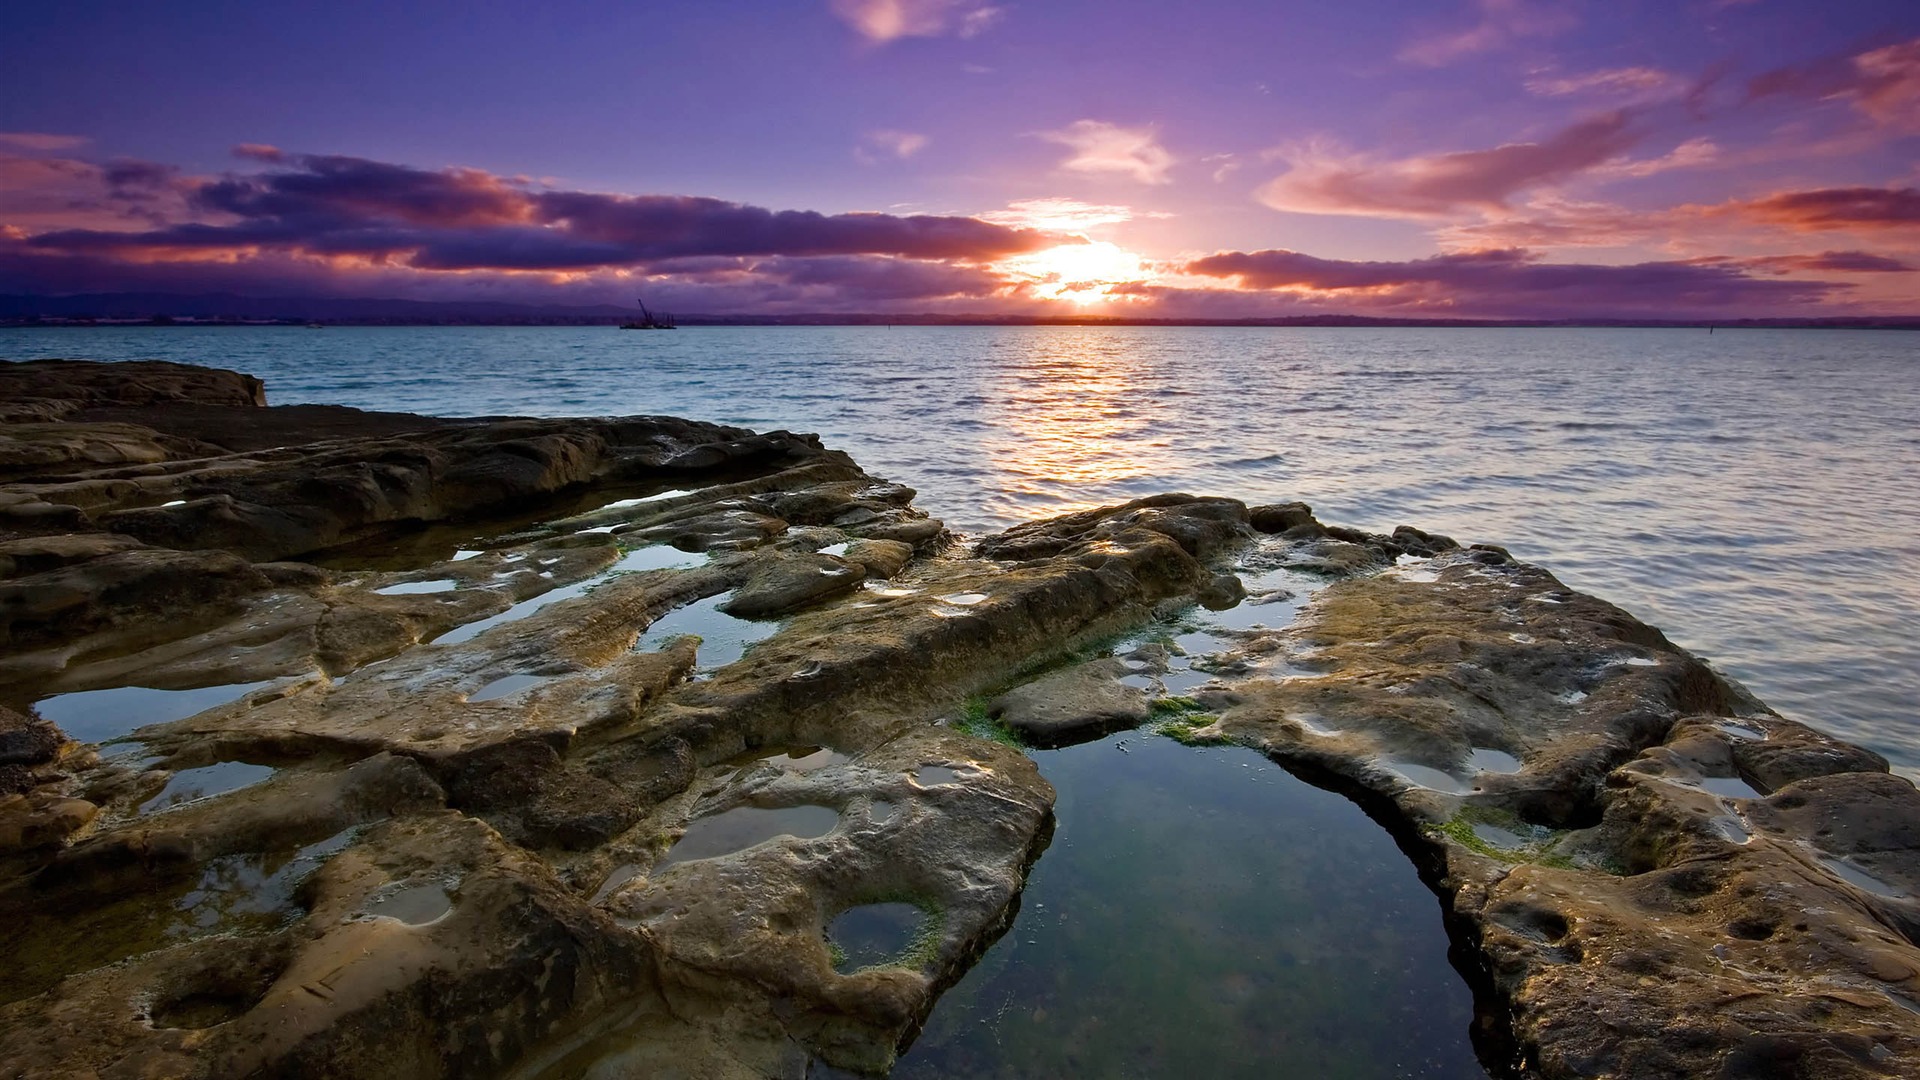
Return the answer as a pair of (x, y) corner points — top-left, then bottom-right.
(1749, 35), (1920, 132)
(1182, 245), (1854, 317)
(1398, 0), (1577, 68)
(1733, 186), (1920, 231)
(0, 132), (90, 152)
(829, 0), (1002, 44)
(1703, 251), (1915, 274)
(1039, 121), (1175, 185)
(1525, 66), (1686, 102)
(855, 129), (930, 164)
(1258, 112), (1639, 219)
(0, 152), (195, 231)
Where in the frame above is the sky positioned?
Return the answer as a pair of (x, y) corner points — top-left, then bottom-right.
(1, 0), (1917, 320)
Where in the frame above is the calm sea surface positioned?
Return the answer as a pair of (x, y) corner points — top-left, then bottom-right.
(6, 325), (1918, 776)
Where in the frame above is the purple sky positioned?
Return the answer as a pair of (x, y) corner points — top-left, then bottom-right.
(2, 0), (1916, 318)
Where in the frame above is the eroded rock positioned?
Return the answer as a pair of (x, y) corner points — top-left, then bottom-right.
(2, 360), (1914, 1080)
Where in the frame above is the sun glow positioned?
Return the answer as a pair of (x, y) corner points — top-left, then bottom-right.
(998, 241), (1155, 305)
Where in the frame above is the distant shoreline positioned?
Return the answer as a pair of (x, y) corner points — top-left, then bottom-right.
(4, 292), (1919, 331)
(5, 316), (1919, 331)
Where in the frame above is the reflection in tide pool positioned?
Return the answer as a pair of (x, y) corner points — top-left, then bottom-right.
(895, 733), (1486, 1080)
(656, 804), (840, 868)
(636, 592), (780, 671)
(32, 681), (277, 743)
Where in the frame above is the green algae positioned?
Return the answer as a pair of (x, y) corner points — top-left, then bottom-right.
(1148, 696), (1227, 746)
(955, 695), (1024, 748)
(1433, 807), (1576, 868)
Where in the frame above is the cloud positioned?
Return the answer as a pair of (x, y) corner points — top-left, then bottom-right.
(1749, 36), (1920, 132)
(1039, 121), (1175, 185)
(829, 0), (1002, 43)
(1182, 246), (1851, 317)
(1731, 186), (1920, 231)
(0, 149), (1066, 312)
(855, 129), (930, 164)
(1201, 153), (1242, 183)
(1591, 137), (1719, 179)
(1525, 66), (1686, 102)
(979, 197), (1158, 231)
(0, 152), (198, 231)
(13, 151), (1055, 270)
(1258, 112), (1639, 219)
(1437, 183), (1920, 253)
(1398, 0), (1577, 68)
(0, 132), (90, 152)
(1705, 251), (1915, 274)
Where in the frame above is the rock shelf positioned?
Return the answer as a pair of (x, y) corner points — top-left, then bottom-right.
(1, 359), (1916, 1078)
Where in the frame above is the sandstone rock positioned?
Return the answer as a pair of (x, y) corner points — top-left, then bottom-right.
(1202, 545), (1920, 1079)
(988, 657), (1150, 748)
(719, 551), (865, 618)
(0, 359), (264, 426)
(4, 360), (1915, 1080)
(0, 706), (63, 767)
(1249, 501), (1317, 534)
(841, 538), (913, 579)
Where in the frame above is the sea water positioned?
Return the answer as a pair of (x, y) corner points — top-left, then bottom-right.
(5, 325), (1916, 775)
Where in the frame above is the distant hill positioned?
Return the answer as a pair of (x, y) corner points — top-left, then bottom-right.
(1, 292), (1915, 329)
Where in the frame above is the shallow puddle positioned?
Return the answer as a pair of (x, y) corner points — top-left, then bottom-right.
(1384, 760), (1474, 795)
(1468, 748), (1523, 775)
(468, 673), (550, 702)
(0, 828), (356, 1006)
(895, 734), (1486, 1079)
(589, 864), (645, 905)
(32, 681), (278, 743)
(372, 578), (459, 595)
(657, 805), (841, 868)
(828, 902), (929, 973)
(139, 761), (276, 814)
(1469, 823), (1532, 850)
(636, 593), (780, 670)
(1699, 775), (1765, 800)
(1819, 856), (1907, 898)
(436, 545), (704, 645)
(726, 745), (849, 777)
(915, 765), (961, 786)
(363, 883), (453, 926)
(1711, 815), (1753, 844)
(600, 489), (691, 510)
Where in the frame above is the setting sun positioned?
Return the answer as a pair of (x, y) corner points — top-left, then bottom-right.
(997, 241), (1155, 305)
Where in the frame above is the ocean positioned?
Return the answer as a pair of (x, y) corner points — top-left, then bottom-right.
(6, 324), (1917, 777)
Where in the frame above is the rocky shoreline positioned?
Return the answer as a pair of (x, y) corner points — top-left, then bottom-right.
(2, 358), (1916, 1078)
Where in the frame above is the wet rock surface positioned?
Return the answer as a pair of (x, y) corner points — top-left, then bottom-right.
(2, 359), (1916, 1078)
(1193, 547), (1920, 1078)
